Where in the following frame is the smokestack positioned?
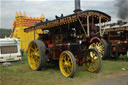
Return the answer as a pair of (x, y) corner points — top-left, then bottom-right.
(74, 0), (82, 13)
(115, 0), (128, 20)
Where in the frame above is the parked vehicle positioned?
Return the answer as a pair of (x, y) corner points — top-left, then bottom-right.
(0, 38), (22, 62)
(24, 0), (111, 77)
(103, 22), (128, 58)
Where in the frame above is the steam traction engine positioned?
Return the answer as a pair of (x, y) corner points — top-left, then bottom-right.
(103, 23), (128, 58)
(24, 0), (111, 77)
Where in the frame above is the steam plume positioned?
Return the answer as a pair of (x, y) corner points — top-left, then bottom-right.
(115, 0), (128, 20)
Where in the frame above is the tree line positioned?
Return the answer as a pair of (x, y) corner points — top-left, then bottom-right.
(0, 29), (11, 38)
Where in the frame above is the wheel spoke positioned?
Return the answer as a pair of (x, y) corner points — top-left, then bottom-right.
(35, 48), (39, 52)
(30, 47), (35, 52)
(35, 51), (40, 57)
(66, 67), (71, 73)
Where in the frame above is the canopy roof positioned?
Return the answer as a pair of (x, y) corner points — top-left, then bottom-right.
(24, 10), (111, 32)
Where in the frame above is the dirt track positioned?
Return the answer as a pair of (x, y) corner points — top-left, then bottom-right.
(84, 71), (128, 85)
(90, 75), (128, 85)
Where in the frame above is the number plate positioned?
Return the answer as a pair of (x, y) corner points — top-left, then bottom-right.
(7, 58), (14, 61)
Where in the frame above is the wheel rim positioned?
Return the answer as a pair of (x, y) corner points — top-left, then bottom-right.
(126, 50), (128, 58)
(85, 50), (100, 72)
(89, 42), (104, 58)
(59, 52), (73, 77)
(28, 42), (40, 70)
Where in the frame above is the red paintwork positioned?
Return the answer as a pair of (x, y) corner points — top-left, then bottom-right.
(48, 44), (53, 47)
(46, 40), (50, 44)
(90, 36), (101, 43)
(53, 47), (62, 60)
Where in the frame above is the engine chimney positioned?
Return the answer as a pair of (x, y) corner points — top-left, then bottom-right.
(74, 0), (82, 13)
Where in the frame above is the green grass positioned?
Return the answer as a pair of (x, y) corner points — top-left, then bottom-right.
(0, 54), (128, 85)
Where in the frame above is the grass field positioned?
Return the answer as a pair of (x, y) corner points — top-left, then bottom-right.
(0, 54), (128, 85)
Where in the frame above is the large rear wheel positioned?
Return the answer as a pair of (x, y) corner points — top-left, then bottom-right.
(85, 48), (102, 73)
(59, 51), (76, 78)
(28, 40), (47, 71)
(89, 37), (108, 59)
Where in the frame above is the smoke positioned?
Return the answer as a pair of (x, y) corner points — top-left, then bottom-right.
(115, 0), (128, 20)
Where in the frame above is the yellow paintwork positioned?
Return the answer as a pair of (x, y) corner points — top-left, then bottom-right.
(89, 42), (104, 57)
(10, 11), (45, 52)
(85, 50), (100, 72)
(12, 26), (42, 51)
(28, 41), (40, 70)
(59, 52), (73, 77)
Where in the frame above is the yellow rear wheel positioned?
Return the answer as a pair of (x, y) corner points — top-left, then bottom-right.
(126, 50), (128, 58)
(59, 51), (76, 78)
(89, 42), (104, 57)
(28, 40), (47, 71)
(89, 39), (108, 59)
(85, 48), (102, 73)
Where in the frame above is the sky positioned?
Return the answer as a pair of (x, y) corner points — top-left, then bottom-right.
(0, 0), (119, 29)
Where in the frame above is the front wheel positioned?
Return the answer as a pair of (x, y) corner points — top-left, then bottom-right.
(85, 48), (102, 73)
(59, 51), (76, 78)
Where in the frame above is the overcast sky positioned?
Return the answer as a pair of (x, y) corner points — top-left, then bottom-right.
(0, 0), (119, 29)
